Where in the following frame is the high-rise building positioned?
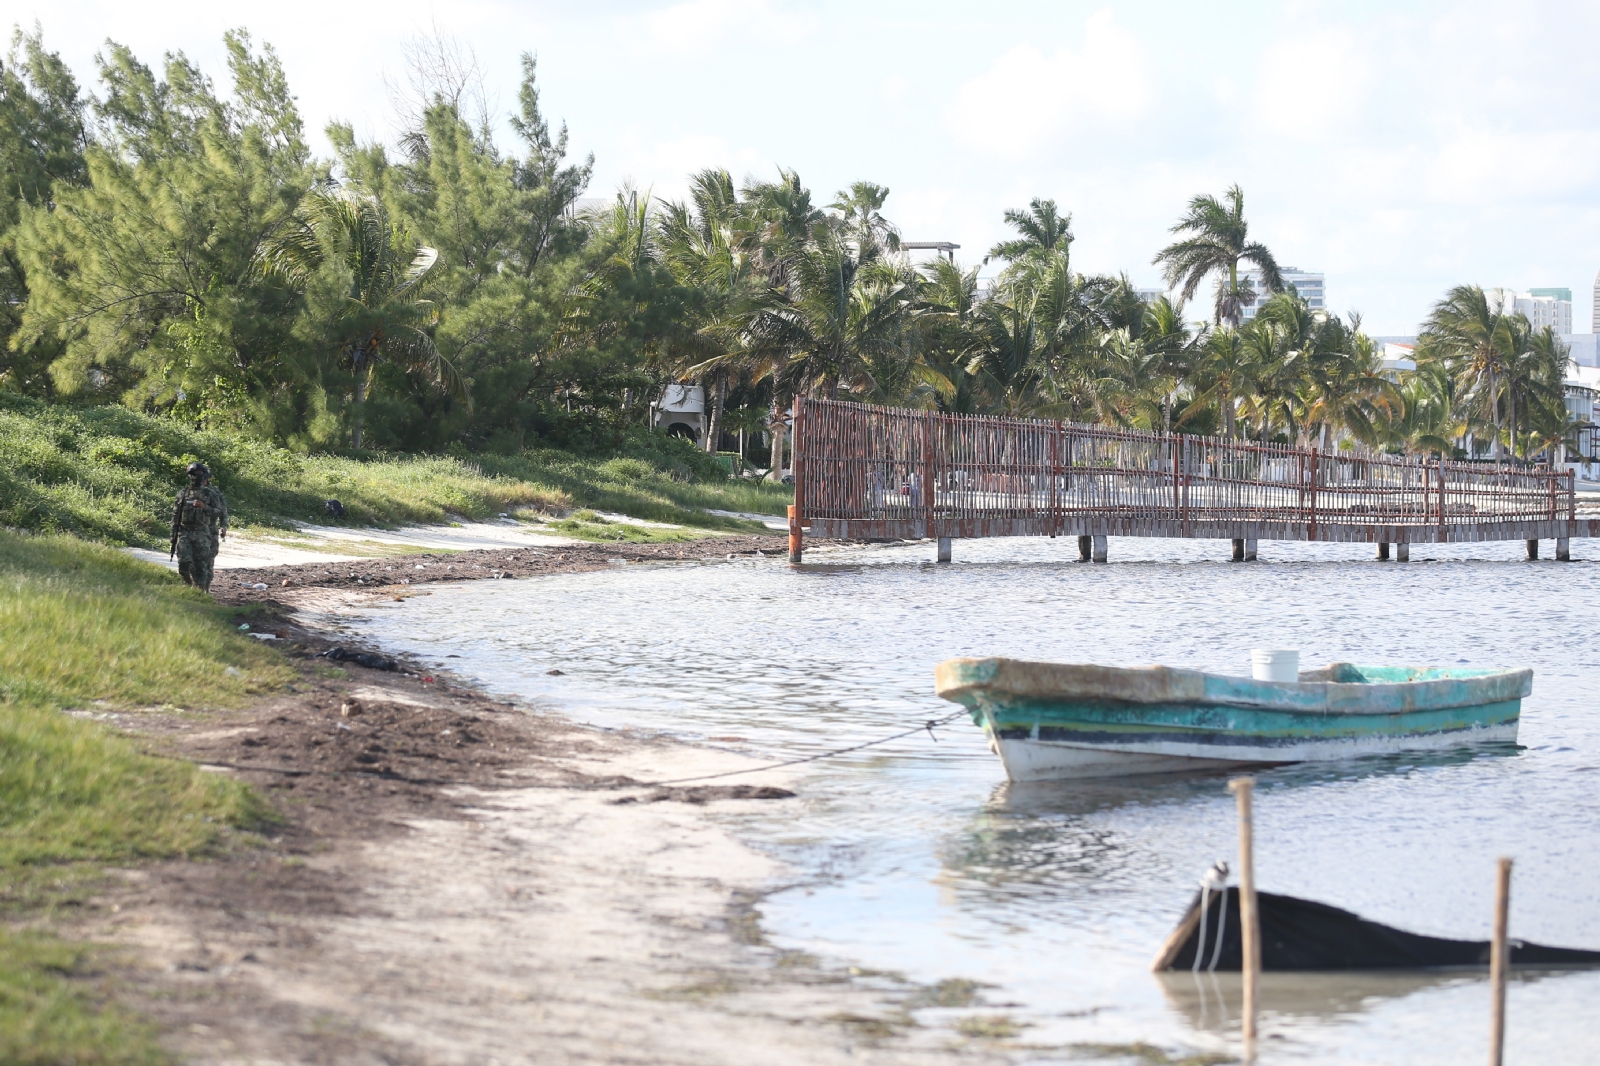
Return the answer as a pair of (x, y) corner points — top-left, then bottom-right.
(1237, 267), (1324, 321)
(1492, 289), (1573, 333)
(1593, 269), (1600, 333)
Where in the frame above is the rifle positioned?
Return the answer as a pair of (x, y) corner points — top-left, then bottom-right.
(169, 535), (177, 560)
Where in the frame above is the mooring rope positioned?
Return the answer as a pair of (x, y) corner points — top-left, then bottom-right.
(638, 707), (974, 787)
(164, 707), (975, 791)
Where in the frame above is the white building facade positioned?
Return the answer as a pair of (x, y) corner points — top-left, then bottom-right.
(1237, 267), (1325, 321)
(1490, 288), (1573, 334)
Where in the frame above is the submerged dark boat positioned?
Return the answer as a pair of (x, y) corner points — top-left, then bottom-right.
(1153, 887), (1600, 972)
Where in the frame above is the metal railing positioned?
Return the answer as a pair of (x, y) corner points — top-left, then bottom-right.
(792, 399), (1577, 544)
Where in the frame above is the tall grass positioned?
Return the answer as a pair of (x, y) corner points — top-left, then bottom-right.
(0, 393), (789, 547)
(0, 531), (287, 1060)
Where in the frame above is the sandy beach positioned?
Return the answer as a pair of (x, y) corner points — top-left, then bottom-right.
(72, 545), (1021, 1065)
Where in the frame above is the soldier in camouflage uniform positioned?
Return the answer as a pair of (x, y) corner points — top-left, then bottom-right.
(170, 462), (228, 592)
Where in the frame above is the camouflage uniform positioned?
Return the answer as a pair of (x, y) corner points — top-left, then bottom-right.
(171, 469), (228, 592)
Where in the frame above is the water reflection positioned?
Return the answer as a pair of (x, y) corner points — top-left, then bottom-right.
(345, 535), (1600, 1063)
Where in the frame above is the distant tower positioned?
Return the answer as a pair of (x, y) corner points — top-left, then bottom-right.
(1594, 269), (1600, 333)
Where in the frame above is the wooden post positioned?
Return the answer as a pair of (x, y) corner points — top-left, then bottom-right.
(1377, 542), (1390, 561)
(787, 505), (803, 564)
(788, 398), (804, 563)
(1308, 448), (1319, 542)
(1228, 777), (1260, 1057)
(1489, 856), (1513, 1066)
(1526, 539), (1539, 561)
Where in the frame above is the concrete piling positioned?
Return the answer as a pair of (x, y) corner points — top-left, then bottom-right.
(1078, 535), (1092, 563)
(1527, 539), (1539, 561)
(1092, 535), (1108, 563)
(1232, 538), (1245, 562)
(1396, 543), (1409, 562)
(1377, 542), (1390, 561)
(936, 537), (952, 564)
(1557, 537), (1571, 561)
(1244, 539), (1257, 561)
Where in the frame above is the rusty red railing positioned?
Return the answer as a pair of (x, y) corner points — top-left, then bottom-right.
(790, 398), (1580, 547)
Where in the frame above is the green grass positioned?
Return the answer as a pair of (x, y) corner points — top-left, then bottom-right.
(0, 930), (167, 1066)
(532, 509), (716, 543)
(480, 453), (790, 532)
(1, 530), (290, 1059)
(0, 393), (789, 547)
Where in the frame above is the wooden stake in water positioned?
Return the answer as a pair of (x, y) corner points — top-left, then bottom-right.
(1228, 776), (1260, 1058)
(1489, 857), (1513, 1066)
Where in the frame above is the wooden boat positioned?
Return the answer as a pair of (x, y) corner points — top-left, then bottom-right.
(934, 658), (1531, 782)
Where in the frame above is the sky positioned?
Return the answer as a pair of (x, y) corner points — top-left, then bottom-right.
(11, 0), (1600, 336)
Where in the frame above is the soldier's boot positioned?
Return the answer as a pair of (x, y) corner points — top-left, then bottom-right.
(178, 560), (195, 586)
(197, 558), (215, 593)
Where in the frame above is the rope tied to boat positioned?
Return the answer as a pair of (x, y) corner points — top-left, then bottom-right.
(1193, 860), (1231, 974)
(641, 707), (972, 787)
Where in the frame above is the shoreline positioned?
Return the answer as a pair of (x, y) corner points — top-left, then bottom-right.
(78, 549), (1022, 1064)
(208, 533), (801, 605)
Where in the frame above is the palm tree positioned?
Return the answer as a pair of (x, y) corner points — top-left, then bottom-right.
(1416, 285), (1515, 460)
(658, 168), (758, 452)
(1153, 184), (1283, 328)
(257, 187), (462, 448)
(987, 198), (1072, 264)
(1183, 327), (1256, 438)
(914, 257), (986, 414)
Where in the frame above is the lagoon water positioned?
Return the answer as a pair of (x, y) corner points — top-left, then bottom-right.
(345, 537), (1600, 1062)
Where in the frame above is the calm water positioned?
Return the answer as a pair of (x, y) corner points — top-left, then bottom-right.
(344, 537), (1600, 1062)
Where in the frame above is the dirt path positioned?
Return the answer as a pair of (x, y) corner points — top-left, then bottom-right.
(73, 566), (1026, 1065)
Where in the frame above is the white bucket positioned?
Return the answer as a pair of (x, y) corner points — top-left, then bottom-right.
(1251, 649), (1300, 683)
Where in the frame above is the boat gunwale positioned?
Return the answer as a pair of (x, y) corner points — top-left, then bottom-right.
(935, 657), (1533, 717)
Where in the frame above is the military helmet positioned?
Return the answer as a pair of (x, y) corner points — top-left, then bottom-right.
(186, 461), (210, 479)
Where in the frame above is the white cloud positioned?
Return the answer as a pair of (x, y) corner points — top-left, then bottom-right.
(604, 131), (771, 201)
(627, 0), (814, 55)
(946, 8), (1155, 159)
(1253, 29), (1370, 138)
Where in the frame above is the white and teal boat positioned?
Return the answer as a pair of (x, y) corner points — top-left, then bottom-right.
(935, 658), (1532, 782)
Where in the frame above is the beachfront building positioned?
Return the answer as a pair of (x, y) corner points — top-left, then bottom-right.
(1563, 362), (1600, 482)
(1238, 267), (1324, 321)
(1490, 288), (1573, 334)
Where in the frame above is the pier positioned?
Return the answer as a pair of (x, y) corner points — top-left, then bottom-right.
(787, 398), (1593, 563)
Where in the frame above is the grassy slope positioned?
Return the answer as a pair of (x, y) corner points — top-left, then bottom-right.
(0, 394), (790, 548)
(0, 531), (291, 1063)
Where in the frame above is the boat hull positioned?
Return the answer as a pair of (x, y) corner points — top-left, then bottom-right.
(939, 658), (1528, 783)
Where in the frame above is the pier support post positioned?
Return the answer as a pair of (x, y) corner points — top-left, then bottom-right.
(1092, 535), (1108, 563)
(936, 536), (952, 564)
(1526, 539), (1539, 561)
(1396, 543), (1409, 562)
(1557, 537), (1571, 561)
(1077, 535), (1092, 563)
(787, 505), (803, 564)
(1377, 542), (1390, 561)
(1244, 539), (1258, 561)
(1231, 538), (1245, 562)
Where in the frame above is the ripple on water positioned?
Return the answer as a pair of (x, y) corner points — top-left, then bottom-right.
(348, 535), (1600, 1063)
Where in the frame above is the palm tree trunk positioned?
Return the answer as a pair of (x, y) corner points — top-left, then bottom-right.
(1488, 364), (1502, 461)
(1222, 388), (1235, 439)
(704, 372), (728, 454)
(352, 354), (369, 450)
(768, 397), (787, 481)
